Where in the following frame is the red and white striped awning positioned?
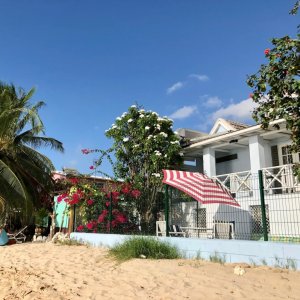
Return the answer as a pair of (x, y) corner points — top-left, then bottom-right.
(162, 170), (239, 207)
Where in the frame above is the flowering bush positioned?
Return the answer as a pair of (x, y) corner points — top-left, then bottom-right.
(82, 105), (183, 232)
(57, 177), (140, 234)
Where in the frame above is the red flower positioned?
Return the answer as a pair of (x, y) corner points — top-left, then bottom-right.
(77, 225), (84, 232)
(264, 48), (270, 55)
(105, 201), (110, 207)
(57, 193), (68, 203)
(69, 192), (80, 205)
(98, 210), (108, 223)
(115, 213), (127, 224)
(111, 220), (118, 228)
(87, 199), (94, 206)
(86, 222), (94, 230)
(121, 184), (131, 194)
(81, 149), (91, 154)
(69, 178), (79, 185)
(106, 191), (120, 203)
(89, 165), (95, 170)
(249, 93), (254, 99)
(131, 189), (141, 199)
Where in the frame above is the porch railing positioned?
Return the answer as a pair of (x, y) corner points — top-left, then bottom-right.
(262, 164), (300, 194)
(213, 164), (299, 195)
(213, 170), (253, 196)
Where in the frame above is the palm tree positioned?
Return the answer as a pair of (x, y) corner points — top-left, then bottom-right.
(0, 82), (64, 223)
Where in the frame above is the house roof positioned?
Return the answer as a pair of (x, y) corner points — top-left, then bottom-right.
(209, 118), (250, 135)
(225, 120), (250, 130)
(183, 118), (288, 153)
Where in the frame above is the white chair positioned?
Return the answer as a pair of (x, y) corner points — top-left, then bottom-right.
(7, 226), (28, 243)
(156, 221), (166, 236)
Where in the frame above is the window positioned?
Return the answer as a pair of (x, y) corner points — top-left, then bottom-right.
(250, 205), (270, 234)
(281, 146), (294, 164)
(278, 144), (300, 166)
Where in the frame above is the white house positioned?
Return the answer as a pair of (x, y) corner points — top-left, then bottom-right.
(170, 118), (300, 241)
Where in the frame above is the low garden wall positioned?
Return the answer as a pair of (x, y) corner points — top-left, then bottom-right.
(70, 232), (300, 270)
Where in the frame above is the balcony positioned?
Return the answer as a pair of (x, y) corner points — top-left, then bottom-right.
(213, 164), (300, 196)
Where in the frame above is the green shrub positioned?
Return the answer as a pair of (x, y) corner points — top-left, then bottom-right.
(109, 236), (181, 261)
(209, 251), (226, 265)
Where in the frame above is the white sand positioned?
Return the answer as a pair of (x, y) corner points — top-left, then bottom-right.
(0, 243), (300, 299)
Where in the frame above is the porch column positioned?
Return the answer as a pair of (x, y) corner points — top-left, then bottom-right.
(249, 135), (266, 173)
(203, 147), (216, 177)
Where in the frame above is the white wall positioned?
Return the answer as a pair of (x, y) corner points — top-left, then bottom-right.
(216, 148), (251, 175)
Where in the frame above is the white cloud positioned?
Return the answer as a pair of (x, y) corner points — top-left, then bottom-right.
(204, 96), (223, 108)
(169, 105), (197, 120)
(189, 74), (209, 81)
(212, 98), (258, 121)
(166, 81), (184, 94)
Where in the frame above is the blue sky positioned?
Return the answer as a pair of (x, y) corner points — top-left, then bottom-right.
(0, 0), (298, 175)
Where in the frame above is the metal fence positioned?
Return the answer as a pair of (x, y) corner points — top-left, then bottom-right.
(166, 169), (300, 243)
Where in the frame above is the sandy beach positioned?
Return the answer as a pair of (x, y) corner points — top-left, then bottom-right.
(0, 243), (299, 300)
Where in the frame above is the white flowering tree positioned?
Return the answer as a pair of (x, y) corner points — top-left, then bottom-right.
(105, 105), (183, 232)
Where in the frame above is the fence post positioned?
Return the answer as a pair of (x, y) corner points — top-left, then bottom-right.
(164, 185), (169, 237)
(258, 170), (268, 241)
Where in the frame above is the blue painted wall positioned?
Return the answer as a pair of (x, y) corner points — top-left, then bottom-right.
(70, 232), (300, 270)
(53, 196), (69, 228)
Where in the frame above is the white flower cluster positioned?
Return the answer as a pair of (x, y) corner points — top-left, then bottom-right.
(152, 173), (161, 178)
(147, 135), (153, 140)
(159, 132), (168, 138)
(116, 117), (121, 121)
(123, 137), (129, 142)
(170, 141), (180, 145)
(127, 118), (133, 123)
(140, 114), (145, 118)
(145, 126), (150, 130)
(154, 150), (162, 156)
(156, 124), (161, 130)
(131, 105), (137, 108)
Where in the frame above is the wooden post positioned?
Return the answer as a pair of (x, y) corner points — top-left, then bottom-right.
(68, 206), (75, 235)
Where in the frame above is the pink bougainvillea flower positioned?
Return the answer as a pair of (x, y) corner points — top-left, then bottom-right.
(81, 149), (91, 154)
(89, 165), (95, 170)
(121, 184), (131, 194)
(105, 201), (110, 207)
(86, 222), (94, 230)
(57, 193), (68, 203)
(77, 225), (84, 232)
(264, 48), (270, 55)
(115, 213), (127, 224)
(98, 210), (109, 223)
(111, 220), (118, 228)
(87, 199), (94, 206)
(70, 192), (80, 205)
(69, 178), (79, 185)
(131, 189), (141, 199)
